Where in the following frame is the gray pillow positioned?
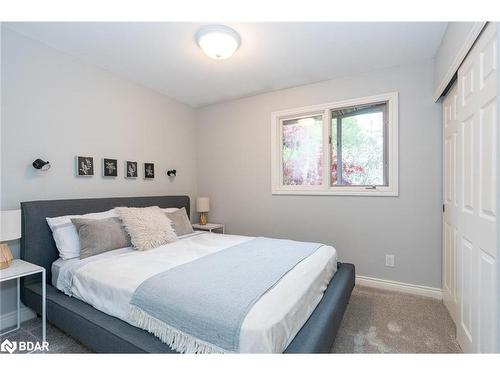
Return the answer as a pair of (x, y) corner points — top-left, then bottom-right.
(165, 207), (193, 236)
(71, 217), (132, 259)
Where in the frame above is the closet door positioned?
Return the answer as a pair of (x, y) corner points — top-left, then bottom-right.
(443, 82), (459, 325)
(455, 22), (497, 353)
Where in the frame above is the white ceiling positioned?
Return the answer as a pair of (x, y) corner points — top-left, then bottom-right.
(6, 22), (447, 107)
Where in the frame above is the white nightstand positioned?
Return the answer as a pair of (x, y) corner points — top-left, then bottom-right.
(192, 223), (225, 234)
(0, 259), (46, 342)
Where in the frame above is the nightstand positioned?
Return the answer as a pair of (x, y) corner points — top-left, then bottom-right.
(0, 259), (46, 342)
(192, 223), (225, 234)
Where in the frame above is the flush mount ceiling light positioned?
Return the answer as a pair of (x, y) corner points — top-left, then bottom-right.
(195, 25), (241, 60)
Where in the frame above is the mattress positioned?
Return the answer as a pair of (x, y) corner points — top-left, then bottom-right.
(51, 257), (63, 287)
(52, 231), (337, 353)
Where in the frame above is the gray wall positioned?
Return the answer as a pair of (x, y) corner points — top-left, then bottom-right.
(197, 60), (442, 288)
(0, 27), (443, 321)
(434, 22), (484, 97)
(0, 28), (198, 316)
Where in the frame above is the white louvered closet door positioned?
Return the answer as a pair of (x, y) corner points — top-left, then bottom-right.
(443, 22), (498, 353)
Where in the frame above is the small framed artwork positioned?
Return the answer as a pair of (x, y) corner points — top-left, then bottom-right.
(125, 161), (138, 178)
(103, 158), (118, 177)
(144, 163), (155, 179)
(76, 156), (94, 176)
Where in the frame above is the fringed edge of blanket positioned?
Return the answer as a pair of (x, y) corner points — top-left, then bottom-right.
(129, 305), (228, 354)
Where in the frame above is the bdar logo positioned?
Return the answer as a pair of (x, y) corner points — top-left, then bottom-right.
(1, 339), (17, 354)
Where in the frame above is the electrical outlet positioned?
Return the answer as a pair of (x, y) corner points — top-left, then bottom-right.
(385, 254), (395, 267)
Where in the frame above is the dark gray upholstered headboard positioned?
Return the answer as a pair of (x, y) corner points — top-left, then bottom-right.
(21, 195), (190, 283)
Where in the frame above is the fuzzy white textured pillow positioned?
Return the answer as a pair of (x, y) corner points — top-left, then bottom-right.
(115, 206), (176, 251)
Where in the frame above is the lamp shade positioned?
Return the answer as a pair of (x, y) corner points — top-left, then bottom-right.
(1, 210), (21, 242)
(196, 197), (210, 213)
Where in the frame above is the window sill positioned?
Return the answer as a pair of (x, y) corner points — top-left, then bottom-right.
(271, 187), (399, 197)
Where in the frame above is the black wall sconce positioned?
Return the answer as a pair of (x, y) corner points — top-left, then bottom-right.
(32, 159), (51, 171)
(167, 169), (177, 177)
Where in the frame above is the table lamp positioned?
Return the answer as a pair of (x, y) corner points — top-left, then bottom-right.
(196, 197), (210, 225)
(1, 209), (21, 269)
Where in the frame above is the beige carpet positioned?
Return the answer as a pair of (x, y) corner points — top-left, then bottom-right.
(331, 285), (461, 353)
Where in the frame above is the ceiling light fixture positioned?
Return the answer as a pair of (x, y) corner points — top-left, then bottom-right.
(195, 25), (241, 60)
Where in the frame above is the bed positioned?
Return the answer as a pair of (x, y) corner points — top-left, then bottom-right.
(20, 195), (355, 353)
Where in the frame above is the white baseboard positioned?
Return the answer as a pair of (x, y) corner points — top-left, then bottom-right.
(0, 307), (37, 331)
(356, 275), (443, 300)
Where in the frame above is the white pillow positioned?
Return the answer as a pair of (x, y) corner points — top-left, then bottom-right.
(162, 208), (180, 213)
(116, 206), (177, 251)
(46, 209), (117, 260)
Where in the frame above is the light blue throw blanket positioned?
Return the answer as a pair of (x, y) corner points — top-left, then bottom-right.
(129, 237), (322, 353)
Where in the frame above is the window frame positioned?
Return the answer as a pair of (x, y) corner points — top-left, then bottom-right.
(271, 92), (399, 196)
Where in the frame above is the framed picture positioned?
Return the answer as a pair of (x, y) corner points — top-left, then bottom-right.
(103, 158), (118, 177)
(76, 156), (94, 176)
(125, 161), (138, 178)
(144, 163), (155, 179)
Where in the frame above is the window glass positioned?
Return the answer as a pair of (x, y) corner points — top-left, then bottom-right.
(331, 104), (386, 186)
(282, 115), (323, 186)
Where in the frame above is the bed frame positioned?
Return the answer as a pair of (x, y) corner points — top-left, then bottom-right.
(20, 195), (355, 353)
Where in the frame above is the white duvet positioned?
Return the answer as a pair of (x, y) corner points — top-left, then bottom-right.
(53, 231), (337, 353)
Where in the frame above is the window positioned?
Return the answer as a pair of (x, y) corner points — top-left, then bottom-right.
(271, 92), (398, 196)
(331, 103), (386, 186)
